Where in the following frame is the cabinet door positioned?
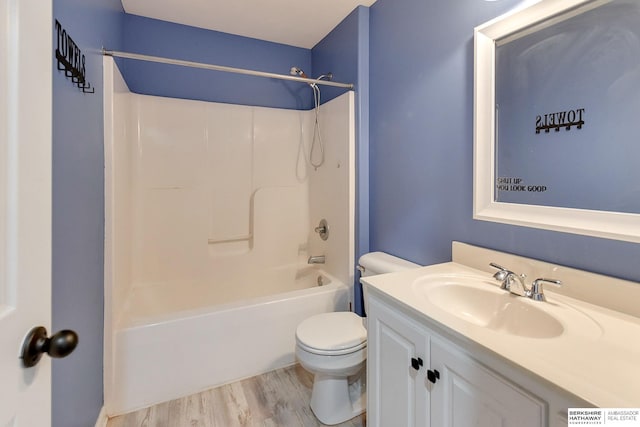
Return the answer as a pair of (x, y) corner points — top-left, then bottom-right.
(367, 296), (430, 427)
(551, 412), (569, 427)
(430, 337), (545, 427)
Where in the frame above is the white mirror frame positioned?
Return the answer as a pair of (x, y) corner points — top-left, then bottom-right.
(473, 0), (640, 243)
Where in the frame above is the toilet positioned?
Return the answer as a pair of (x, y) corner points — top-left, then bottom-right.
(295, 252), (420, 425)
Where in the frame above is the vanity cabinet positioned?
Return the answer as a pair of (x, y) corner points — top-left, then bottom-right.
(367, 294), (545, 427)
(367, 294), (429, 426)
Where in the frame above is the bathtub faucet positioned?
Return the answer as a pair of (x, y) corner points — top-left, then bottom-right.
(308, 255), (325, 264)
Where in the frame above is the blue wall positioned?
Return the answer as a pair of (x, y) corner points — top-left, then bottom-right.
(312, 7), (365, 105)
(121, 14), (313, 109)
(312, 6), (370, 314)
(369, 0), (640, 283)
(52, 1), (123, 426)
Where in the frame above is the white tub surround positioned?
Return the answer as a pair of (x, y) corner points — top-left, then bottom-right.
(103, 57), (356, 415)
(362, 242), (640, 410)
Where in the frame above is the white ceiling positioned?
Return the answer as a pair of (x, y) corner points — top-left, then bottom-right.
(122, 0), (377, 49)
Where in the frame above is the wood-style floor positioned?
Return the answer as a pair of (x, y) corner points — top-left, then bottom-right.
(107, 364), (366, 427)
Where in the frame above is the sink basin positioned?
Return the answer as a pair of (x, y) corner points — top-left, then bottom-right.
(413, 276), (565, 339)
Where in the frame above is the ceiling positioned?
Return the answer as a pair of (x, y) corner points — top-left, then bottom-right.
(121, 0), (377, 49)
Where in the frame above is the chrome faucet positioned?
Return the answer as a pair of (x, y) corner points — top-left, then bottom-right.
(308, 255), (325, 264)
(528, 278), (562, 302)
(490, 263), (525, 294)
(503, 272), (529, 297)
(490, 263), (561, 301)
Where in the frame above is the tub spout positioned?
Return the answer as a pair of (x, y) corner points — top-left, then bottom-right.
(308, 255), (325, 264)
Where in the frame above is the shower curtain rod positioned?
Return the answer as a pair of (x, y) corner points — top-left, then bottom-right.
(102, 49), (355, 90)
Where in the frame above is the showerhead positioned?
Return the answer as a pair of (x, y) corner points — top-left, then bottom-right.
(290, 66), (308, 78)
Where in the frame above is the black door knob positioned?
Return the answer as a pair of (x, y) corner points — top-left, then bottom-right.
(20, 326), (78, 368)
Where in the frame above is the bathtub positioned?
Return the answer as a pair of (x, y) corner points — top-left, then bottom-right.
(107, 267), (349, 415)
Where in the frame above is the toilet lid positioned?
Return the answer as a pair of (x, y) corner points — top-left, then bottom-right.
(296, 312), (367, 355)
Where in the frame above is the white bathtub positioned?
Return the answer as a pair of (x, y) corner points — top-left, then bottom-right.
(107, 268), (349, 415)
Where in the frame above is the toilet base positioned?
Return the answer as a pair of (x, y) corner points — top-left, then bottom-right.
(310, 370), (366, 425)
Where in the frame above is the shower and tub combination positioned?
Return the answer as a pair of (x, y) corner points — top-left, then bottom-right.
(103, 55), (355, 415)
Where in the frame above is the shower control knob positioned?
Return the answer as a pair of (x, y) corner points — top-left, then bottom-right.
(315, 219), (329, 240)
(20, 326), (78, 368)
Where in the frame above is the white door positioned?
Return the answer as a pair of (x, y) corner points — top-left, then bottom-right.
(0, 0), (53, 426)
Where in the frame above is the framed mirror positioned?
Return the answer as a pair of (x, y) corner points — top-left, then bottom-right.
(474, 0), (640, 242)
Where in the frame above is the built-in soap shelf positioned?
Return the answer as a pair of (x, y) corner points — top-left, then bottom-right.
(208, 234), (252, 244)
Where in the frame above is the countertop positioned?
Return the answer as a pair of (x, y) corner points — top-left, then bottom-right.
(362, 261), (640, 408)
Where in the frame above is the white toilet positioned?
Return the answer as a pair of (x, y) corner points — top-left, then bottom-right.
(295, 252), (420, 425)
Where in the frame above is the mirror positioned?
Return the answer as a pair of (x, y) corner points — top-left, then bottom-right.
(474, 0), (640, 242)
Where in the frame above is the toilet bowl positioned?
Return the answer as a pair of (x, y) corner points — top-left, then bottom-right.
(295, 311), (367, 425)
(295, 252), (420, 425)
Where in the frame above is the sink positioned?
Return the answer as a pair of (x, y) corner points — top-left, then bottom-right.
(413, 276), (564, 339)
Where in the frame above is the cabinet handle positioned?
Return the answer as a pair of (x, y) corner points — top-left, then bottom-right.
(427, 369), (440, 384)
(410, 357), (423, 370)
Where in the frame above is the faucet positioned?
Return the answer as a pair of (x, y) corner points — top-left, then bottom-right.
(503, 272), (529, 297)
(490, 263), (561, 301)
(528, 278), (562, 301)
(308, 255), (325, 264)
(490, 263), (526, 295)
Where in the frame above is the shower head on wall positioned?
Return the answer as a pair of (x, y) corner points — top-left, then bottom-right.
(290, 67), (334, 83)
(290, 66), (308, 78)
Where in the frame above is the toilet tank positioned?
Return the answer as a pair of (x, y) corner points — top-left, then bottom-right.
(358, 252), (421, 318)
(358, 251), (420, 277)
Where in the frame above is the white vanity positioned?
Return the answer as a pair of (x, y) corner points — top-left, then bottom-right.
(362, 242), (640, 427)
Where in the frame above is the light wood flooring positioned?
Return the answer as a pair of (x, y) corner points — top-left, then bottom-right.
(107, 364), (366, 427)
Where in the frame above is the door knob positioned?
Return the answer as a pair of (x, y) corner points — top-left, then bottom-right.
(20, 326), (78, 368)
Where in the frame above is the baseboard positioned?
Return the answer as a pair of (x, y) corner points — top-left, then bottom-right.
(94, 406), (109, 427)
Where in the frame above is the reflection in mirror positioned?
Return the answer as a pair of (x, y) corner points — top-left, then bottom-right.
(474, 0), (640, 242)
(495, 0), (640, 213)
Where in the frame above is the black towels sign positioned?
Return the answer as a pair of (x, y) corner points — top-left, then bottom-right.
(535, 108), (585, 134)
(55, 19), (94, 94)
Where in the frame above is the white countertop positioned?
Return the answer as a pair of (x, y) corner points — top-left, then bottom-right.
(362, 261), (640, 408)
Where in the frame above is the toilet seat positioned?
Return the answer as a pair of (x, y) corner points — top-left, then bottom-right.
(297, 339), (366, 356)
(296, 312), (367, 356)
